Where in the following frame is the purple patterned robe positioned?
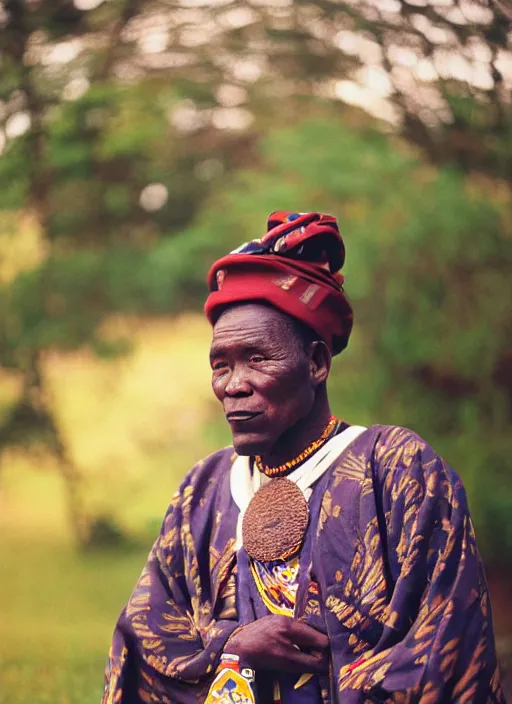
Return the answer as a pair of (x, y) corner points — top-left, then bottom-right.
(102, 425), (504, 703)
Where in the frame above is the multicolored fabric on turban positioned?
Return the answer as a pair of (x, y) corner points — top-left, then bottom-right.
(204, 211), (353, 354)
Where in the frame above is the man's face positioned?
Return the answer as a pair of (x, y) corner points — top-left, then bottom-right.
(210, 304), (315, 456)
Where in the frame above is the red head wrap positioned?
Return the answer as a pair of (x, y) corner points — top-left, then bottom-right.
(204, 211), (353, 354)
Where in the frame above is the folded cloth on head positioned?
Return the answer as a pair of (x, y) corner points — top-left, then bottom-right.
(204, 211), (353, 354)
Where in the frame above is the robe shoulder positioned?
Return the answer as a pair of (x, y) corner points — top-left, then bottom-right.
(159, 446), (236, 531)
(362, 423), (463, 487)
(172, 446), (236, 495)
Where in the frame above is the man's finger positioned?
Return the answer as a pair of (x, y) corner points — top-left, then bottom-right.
(271, 646), (329, 674)
(285, 620), (329, 649)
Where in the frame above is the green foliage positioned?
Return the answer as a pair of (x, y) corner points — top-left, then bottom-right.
(84, 515), (131, 551)
(173, 116), (512, 562)
(0, 137), (31, 209)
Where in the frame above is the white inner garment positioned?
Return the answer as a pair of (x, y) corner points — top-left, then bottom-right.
(230, 424), (367, 550)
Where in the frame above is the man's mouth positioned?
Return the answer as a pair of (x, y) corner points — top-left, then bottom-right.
(226, 411), (262, 422)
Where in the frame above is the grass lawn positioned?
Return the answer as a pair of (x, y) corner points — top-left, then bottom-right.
(0, 538), (149, 704)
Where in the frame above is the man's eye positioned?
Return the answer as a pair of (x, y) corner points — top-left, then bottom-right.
(212, 361), (227, 371)
(249, 355), (265, 364)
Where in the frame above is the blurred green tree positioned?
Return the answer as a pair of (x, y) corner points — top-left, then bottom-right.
(0, 0), (510, 548)
(0, 0), (255, 543)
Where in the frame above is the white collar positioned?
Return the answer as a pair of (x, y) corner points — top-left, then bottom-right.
(230, 424), (367, 550)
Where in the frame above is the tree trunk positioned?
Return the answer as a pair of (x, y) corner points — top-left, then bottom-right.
(0, 352), (90, 547)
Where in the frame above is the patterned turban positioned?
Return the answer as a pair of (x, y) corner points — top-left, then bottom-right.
(204, 211), (353, 354)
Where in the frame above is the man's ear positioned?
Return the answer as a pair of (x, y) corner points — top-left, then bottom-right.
(308, 341), (331, 386)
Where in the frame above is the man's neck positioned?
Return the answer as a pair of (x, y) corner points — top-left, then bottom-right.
(259, 397), (332, 469)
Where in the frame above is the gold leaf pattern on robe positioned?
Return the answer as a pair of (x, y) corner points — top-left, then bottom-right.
(103, 430), (504, 704)
(325, 426), (505, 702)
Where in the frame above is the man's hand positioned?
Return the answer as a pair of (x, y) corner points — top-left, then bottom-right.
(224, 615), (329, 673)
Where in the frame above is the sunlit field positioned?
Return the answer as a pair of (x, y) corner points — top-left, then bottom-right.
(0, 316), (230, 704)
(0, 541), (145, 704)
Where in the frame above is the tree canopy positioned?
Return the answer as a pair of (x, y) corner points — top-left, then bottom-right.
(0, 0), (510, 554)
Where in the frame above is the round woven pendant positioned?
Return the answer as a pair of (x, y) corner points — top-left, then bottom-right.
(242, 478), (309, 562)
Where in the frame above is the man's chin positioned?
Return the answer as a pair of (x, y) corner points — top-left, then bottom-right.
(231, 431), (271, 457)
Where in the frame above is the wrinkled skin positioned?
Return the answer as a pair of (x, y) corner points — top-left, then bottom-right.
(210, 302), (332, 468)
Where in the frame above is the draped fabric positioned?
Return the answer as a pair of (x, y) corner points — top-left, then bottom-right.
(102, 451), (239, 704)
(103, 426), (504, 703)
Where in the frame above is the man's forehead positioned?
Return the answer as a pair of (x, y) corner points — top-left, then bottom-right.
(213, 303), (287, 333)
(211, 304), (291, 349)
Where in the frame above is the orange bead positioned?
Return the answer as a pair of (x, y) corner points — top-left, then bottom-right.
(255, 416), (340, 478)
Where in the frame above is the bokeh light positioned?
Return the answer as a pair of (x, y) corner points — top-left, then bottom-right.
(139, 184), (169, 212)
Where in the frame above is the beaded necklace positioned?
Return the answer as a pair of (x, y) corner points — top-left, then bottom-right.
(254, 414), (340, 478)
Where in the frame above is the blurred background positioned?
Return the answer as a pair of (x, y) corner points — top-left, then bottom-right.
(0, 0), (511, 701)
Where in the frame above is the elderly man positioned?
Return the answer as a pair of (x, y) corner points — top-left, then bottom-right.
(103, 212), (504, 703)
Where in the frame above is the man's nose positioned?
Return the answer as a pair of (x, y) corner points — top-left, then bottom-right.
(224, 366), (251, 396)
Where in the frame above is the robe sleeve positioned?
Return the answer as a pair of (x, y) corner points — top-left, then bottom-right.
(102, 465), (239, 704)
(337, 427), (504, 704)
